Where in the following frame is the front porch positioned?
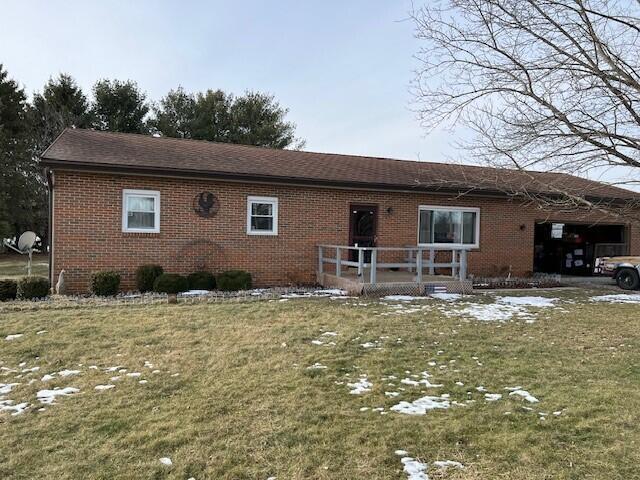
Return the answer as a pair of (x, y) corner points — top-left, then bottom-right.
(316, 245), (473, 296)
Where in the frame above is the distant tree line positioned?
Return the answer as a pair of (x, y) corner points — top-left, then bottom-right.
(0, 64), (304, 247)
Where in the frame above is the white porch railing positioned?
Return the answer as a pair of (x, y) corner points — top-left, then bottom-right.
(317, 245), (469, 284)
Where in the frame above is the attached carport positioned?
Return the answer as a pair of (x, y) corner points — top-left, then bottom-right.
(533, 222), (628, 276)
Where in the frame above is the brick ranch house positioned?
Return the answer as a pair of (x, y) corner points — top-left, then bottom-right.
(41, 129), (640, 294)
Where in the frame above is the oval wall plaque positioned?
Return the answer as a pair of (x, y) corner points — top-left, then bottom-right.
(193, 192), (219, 218)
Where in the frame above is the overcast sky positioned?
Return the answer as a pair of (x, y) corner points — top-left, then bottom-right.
(1, 1), (636, 190)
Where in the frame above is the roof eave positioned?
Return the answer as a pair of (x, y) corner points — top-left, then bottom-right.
(40, 157), (637, 204)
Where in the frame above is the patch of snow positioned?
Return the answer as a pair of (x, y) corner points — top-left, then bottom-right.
(0, 399), (29, 415)
(383, 295), (430, 302)
(36, 387), (80, 404)
(385, 391), (400, 397)
(445, 303), (532, 322)
(5, 334), (23, 341)
(321, 331), (338, 336)
(306, 363), (327, 370)
(400, 457), (429, 480)
(311, 340), (323, 345)
(430, 293), (461, 301)
(41, 374), (55, 382)
(400, 372), (442, 388)
(159, 457), (172, 466)
(395, 450), (409, 456)
(95, 384), (115, 391)
(433, 460), (464, 470)
(180, 290), (210, 296)
(126, 372), (142, 378)
(36, 330), (47, 335)
(591, 294), (640, 304)
(390, 395), (451, 415)
(485, 393), (502, 402)
(0, 383), (20, 395)
(360, 341), (380, 349)
(348, 376), (372, 395)
(57, 369), (80, 377)
(508, 389), (539, 403)
(497, 296), (557, 307)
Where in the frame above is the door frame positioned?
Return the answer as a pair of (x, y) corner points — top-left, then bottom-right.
(348, 204), (378, 247)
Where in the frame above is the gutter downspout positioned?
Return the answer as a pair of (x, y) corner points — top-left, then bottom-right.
(45, 168), (54, 287)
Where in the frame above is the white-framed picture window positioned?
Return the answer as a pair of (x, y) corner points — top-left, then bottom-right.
(247, 196), (278, 235)
(418, 206), (479, 248)
(122, 189), (160, 233)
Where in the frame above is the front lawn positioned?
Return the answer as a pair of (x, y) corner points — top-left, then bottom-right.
(1, 290), (639, 479)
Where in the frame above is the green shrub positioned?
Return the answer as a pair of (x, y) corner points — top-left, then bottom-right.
(91, 271), (121, 296)
(17, 276), (50, 300)
(0, 279), (18, 301)
(217, 270), (252, 291)
(135, 264), (164, 292)
(187, 271), (216, 290)
(153, 273), (188, 294)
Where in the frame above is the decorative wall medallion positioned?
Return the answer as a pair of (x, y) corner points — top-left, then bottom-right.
(193, 192), (219, 218)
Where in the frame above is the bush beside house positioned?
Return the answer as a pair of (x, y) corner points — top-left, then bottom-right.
(187, 271), (216, 290)
(153, 273), (189, 294)
(136, 264), (164, 292)
(17, 276), (50, 300)
(91, 271), (121, 296)
(0, 279), (18, 301)
(217, 270), (252, 291)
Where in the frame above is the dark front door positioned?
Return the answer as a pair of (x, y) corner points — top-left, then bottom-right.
(349, 205), (378, 261)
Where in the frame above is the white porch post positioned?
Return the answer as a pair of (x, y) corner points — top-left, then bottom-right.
(369, 249), (377, 284)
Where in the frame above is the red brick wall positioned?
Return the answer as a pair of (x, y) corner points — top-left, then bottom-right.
(51, 170), (640, 293)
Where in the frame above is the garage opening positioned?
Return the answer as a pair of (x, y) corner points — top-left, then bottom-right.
(533, 222), (628, 276)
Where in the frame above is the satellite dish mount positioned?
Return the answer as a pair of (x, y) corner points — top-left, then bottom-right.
(3, 231), (38, 276)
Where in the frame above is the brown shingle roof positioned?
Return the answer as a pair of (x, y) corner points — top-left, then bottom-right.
(41, 128), (638, 201)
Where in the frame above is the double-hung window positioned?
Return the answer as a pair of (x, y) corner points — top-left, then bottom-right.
(247, 196), (278, 235)
(122, 189), (160, 233)
(418, 206), (479, 248)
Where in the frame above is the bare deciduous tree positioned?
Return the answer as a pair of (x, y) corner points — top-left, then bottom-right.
(412, 0), (640, 217)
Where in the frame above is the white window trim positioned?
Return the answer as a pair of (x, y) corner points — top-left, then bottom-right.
(247, 196), (278, 236)
(417, 205), (480, 249)
(122, 189), (161, 233)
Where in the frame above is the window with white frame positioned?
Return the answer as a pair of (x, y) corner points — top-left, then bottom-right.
(418, 206), (479, 247)
(247, 196), (278, 235)
(122, 189), (160, 233)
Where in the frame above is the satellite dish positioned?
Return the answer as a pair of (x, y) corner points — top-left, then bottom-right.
(3, 231), (39, 276)
(17, 231), (37, 253)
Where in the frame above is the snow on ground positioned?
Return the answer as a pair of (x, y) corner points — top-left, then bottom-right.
(180, 290), (210, 296)
(0, 399), (29, 415)
(95, 384), (115, 391)
(507, 388), (539, 403)
(497, 296), (558, 307)
(432, 460), (464, 470)
(443, 303), (533, 322)
(591, 294), (640, 304)
(159, 457), (172, 466)
(57, 369), (81, 377)
(383, 295), (430, 302)
(484, 393), (502, 402)
(390, 395), (451, 415)
(5, 334), (23, 341)
(306, 363), (328, 370)
(347, 376), (372, 394)
(400, 371), (442, 388)
(430, 293), (462, 301)
(400, 456), (429, 480)
(36, 387), (80, 405)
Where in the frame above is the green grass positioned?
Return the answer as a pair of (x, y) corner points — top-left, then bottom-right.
(0, 290), (639, 479)
(0, 254), (48, 280)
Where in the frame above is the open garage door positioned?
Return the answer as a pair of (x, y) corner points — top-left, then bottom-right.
(533, 222), (628, 276)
